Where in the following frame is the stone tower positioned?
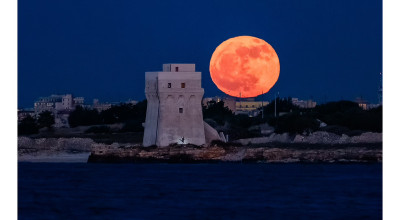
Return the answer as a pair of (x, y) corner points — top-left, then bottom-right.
(143, 64), (206, 147)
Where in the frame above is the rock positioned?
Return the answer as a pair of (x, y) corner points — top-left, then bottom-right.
(198, 147), (226, 160)
(236, 133), (292, 145)
(222, 149), (246, 162)
(259, 123), (275, 135)
(88, 143), (382, 163)
(293, 134), (305, 143)
(18, 136), (35, 149)
(236, 137), (267, 145)
(236, 130), (382, 145)
(337, 134), (350, 144)
(268, 133), (292, 143)
(243, 148), (265, 161)
(18, 137), (94, 154)
(302, 131), (341, 144)
(350, 132), (382, 143)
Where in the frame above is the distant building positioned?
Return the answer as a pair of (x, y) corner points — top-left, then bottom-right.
(92, 99), (112, 112)
(354, 97), (380, 110)
(34, 94), (84, 115)
(202, 96), (236, 112)
(291, 98), (316, 109)
(73, 97), (85, 106)
(34, 94), (63, 115)
(126, 99), (138, 105)
(29, 94), (140, 127)
(202, 96), (266, 115)
(355, 97), (368, 110)
(33, 94), (85, 127)
(202, 96), (222, 106)
(143, 64), (206, 147)
(235, 99), (268, 113)
(223, 97), (236, 112)
(18, 109), (35, 122)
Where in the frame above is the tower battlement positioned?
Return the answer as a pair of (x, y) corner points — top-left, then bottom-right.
(162, 64), (196, 72)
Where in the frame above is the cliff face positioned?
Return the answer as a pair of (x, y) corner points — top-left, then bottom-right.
(88, 143), (382, 163)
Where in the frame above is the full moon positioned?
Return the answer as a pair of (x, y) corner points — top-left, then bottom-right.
(209, 36), (280, 98)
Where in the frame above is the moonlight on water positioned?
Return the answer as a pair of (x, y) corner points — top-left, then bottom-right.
(209, 36), (280, 98)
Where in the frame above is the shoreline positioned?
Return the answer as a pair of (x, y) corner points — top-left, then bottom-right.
(18, 135), (382, 163)
(88, 143), (382, 164)
(18, 152), (91, 163)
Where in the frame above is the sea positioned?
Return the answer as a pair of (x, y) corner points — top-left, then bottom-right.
(18, 163), (382, 220)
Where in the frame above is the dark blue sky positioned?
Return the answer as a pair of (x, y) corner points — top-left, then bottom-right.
(18, 0), (382, 108)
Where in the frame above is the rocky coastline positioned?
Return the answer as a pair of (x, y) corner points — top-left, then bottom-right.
(18, 131), (382, 163)
(87, 142), (381, 163)
(18, 137), (94, 162)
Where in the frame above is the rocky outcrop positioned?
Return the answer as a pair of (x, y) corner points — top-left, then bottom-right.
(236, 133), (292, 145)
(237, 131), (382, 145)
(349, 132), (382, 143)
(293, 131), (382, 144)
(18, 152), (91, 163)
(88, 142), (382, 163)
(18, 130), (383, 163)
(293, 132), (343, 144)
(18, 137), (94, 155)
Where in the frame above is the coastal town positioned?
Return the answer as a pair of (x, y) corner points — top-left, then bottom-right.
(18, 93), (379, 128)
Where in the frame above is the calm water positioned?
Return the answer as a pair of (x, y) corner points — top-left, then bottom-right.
(19, 163), (382, 220)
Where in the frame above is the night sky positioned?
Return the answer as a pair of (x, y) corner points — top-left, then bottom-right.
(18, 0), (382, 108)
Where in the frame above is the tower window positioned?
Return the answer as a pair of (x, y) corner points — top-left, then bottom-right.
(175, 67), (179, 72)
(179, 108), (183, 113)
(181, 83), (185, 88)
(168, 83), (171, 88)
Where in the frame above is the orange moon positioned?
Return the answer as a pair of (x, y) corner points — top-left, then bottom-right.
(209, 36), (280, 98)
